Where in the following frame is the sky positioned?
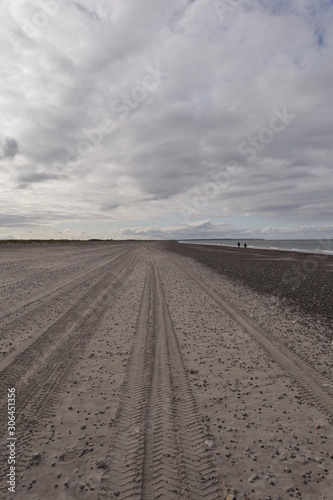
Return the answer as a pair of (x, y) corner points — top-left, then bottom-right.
(1, 0), (333, 240)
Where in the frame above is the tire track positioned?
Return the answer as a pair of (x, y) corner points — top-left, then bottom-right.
(141, 258), (182, 500)
(0, 251), (101, 289)
(0, 248), (133, 374)
(99, 266), (153, 499)
(99, 253), (221, 499)
(0, 245), (117, 289)
(0, 249), (135, 407)
(147, 257), (221, 500)
(0, 246), (126, 330)
(153, 248), (333, 423)
(0, 249), (137, 490)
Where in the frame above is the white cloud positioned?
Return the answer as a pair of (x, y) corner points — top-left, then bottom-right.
(1, 0), (333, 236)
(116, 219), (228, 238)
(116, 220), (333, 240)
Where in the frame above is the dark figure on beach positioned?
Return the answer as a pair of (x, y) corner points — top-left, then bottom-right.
(244, 243), (247, 248)
(237, 242), (240, 247)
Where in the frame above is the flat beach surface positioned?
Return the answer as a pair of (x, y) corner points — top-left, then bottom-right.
(0, 241), (332, 499)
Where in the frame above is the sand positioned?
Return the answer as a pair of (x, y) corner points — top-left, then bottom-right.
(0, 241), (332, 499)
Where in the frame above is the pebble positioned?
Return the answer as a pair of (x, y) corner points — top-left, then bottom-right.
(96, 460), (107, 469)
(248, 474), (259, 483)
(205, 439), (215, 449)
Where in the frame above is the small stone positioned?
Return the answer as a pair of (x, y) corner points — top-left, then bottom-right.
(96, 460), (107, 470)
(205, 439), (215, 449)
(31, 453), (40, 462)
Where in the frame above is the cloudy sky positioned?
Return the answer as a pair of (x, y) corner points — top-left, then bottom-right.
(1, 0), (333, 240)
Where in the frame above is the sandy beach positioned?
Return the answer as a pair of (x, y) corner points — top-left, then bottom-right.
(0, 241), (332, 499)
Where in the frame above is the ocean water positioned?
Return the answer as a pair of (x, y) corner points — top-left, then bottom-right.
(177, 239), (333, 255)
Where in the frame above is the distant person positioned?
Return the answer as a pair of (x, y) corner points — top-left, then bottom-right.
(237, 242), (240, 247)
(244, 243), (247, 248)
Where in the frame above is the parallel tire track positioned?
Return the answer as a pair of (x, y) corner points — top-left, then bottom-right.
(141, 258), (183, 500)
(0, 246), (126, 331)
(148, 257), (221, 500)
(0, 248), (132, 379)
(0, 250), (137, 488)
(154, 248), (333, 423)
(0, 246), (118, 289)
(100, 266), (153, 499)
(100, 253), (221, 499)
(0, 251), (102, 289)
(0, 249), (135, 407)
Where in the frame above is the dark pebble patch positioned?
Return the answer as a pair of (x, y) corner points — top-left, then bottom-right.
(161, 242), (333, 336)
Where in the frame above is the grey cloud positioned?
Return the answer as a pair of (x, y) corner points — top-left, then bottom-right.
(1, 0), (333, 236)
(16, 171), (68, 189)
(0, 214), (45, 227)
(1, 137), (19, 159)
(98, 202), (119, 212)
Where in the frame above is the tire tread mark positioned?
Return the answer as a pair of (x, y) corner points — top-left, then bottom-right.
(100, 253), (222, 499)
(0, 247), (126, 331)
(155, 249), (333, 424)
(141, 257), (183, 499)
(0, 249), (133, 398)
(99, 266), (153, 499)
(0, 251), (136, 489)
(0, 246), (120, 289)
(150, 257), (221, 500)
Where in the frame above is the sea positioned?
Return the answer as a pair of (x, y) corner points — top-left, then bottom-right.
(177, 239), (333, 255)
